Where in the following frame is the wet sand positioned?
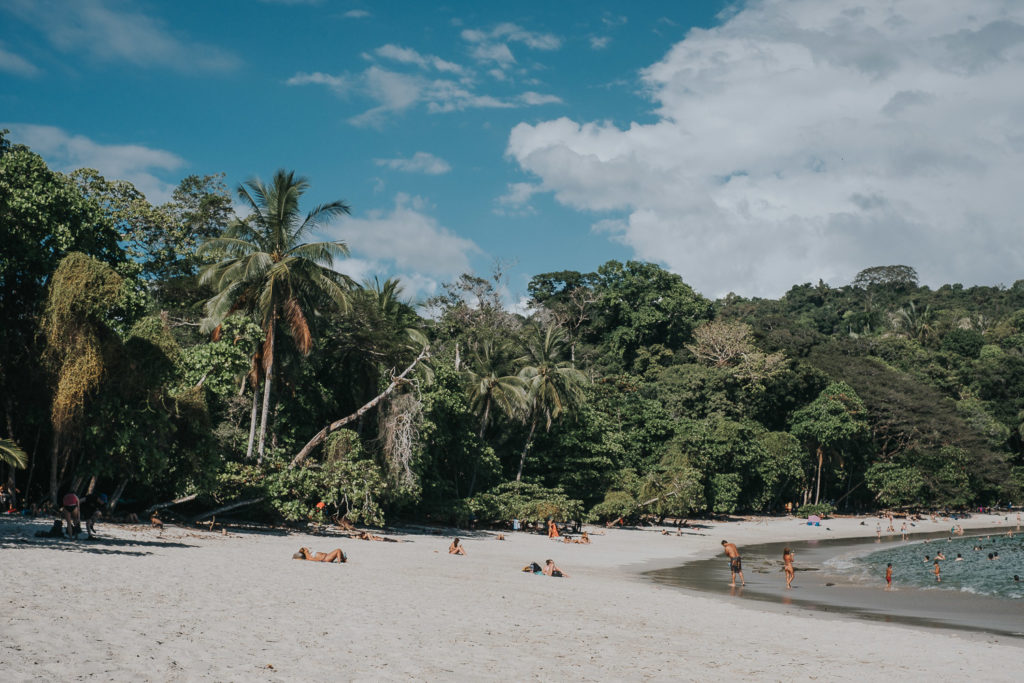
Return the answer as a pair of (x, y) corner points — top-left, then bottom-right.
(647, 527), (1024, 639)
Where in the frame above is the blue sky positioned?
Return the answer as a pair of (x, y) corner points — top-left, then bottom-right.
(4, 0), (1024, 303)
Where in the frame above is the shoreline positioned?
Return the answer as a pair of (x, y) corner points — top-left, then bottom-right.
(3, 512), (1023, 680)
(644, 526), (1024, 641)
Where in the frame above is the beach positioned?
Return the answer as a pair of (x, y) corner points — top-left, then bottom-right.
(1, 513), (1021, 681)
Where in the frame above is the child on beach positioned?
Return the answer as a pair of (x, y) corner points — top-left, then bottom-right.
(885, 563), (893, 590)
(933, 561), (941, 582)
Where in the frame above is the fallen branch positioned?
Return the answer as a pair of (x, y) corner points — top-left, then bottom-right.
(145, 493), (199, 514)
(289, 345), (429, 468)
(190, 497), (265, 523)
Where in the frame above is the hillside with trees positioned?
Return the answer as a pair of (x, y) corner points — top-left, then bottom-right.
(3, 130), (1022, 526)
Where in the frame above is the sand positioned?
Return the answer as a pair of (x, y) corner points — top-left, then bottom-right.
(1, 512), (1021, 681)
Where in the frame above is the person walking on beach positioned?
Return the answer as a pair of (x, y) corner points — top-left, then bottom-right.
(933, 561), (941, 582)
(783, 547), (795, 589)
(722, 540), (745, 586)
(900, 522), (908, 540)
(885, 563), (893, 590)
(875, 522), (881, 540)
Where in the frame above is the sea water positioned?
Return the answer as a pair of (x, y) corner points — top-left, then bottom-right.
(837, 530), (1024, 599)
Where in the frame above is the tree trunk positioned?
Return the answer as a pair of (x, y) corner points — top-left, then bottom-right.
(257, 322), (276, 463)
(107, 477), (129, 514)
(246, 380), (259, 460)
(190, 497), (264, 523)
(814, 446), (824, 505)
(49, 435), (60, 506)
(289, 346), (429, 468)
(468, 396), (490, 497)
(26, 428), (40, 506)
(454, 342), (460, 372)
(516, 416), (538, 482)
(145, 493), (198, 514)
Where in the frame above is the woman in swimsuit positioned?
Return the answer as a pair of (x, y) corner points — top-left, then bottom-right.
(293, 547), (346, 563)
(783, 547), (795, 589)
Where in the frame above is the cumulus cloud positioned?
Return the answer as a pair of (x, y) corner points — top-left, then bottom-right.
(374, 152), (452, 175)
(326, 195), (482, 295)
(3, 0), (239, 72)
(506, 0), (1024, 297)
(3, 123), (185, 202)
(590, 36), (611, 50)
(0, 42), (39, 76)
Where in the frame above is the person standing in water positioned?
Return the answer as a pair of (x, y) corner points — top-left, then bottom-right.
(933, 561), (941, 582)
(783, 547), (795, 589)
(900, 522), (908, 541)
(721, 540), (745, 586)
(885, 563), (893, 590)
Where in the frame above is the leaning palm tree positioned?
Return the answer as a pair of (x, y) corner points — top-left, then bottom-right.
(515, 324), (588, 481)
(0, 438), (28, 469)
(199, 170), (353, 461)
(462, 340), (527, 495)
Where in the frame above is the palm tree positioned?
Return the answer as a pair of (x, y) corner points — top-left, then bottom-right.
(199, 170), (353, 461)
(515, 324), (588, 481)
(0, 438), (28, 469)
(462, 340), (527, 495)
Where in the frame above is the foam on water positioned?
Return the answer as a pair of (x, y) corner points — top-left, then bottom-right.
(843, 530), (1024, 599)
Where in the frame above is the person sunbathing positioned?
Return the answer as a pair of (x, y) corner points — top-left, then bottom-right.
(356, 531), (384, 541)
(578, 531), (590, 544)
(543, 559), (568, 577)
(449, 538), (466, 555)
(293, 547), (346, 563)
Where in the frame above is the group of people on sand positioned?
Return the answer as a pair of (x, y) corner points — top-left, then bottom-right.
(294, 533), (574, 578)
(43, 492), (108, 540)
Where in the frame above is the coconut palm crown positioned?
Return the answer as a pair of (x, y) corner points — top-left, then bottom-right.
(198, 169), (353, 460)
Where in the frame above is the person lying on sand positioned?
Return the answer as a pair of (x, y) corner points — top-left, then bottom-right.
(449, 538), (466, 555)
(293, 547), (346, 563)
(578, 531), (590, 544)
(543, 559), (568, 577)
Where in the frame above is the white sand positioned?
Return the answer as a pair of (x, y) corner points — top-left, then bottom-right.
(2, 513), (1021, 681)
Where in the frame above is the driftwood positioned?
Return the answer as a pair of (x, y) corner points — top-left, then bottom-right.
(145, 493), (199, 514)
(189, 497), (265, 523)
(289, 345), (429, 468)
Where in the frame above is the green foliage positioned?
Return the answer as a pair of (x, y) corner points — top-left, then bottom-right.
(710, 473), (742, 514)
(0, 439), (28, 469)
(468, 481), (583, 523)
(797, 502), (835, 519)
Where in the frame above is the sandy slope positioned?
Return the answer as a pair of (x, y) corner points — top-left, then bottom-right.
(1, 513), (1020, 681)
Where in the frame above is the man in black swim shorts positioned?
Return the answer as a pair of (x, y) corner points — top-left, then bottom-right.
(722, 540), (745, 586)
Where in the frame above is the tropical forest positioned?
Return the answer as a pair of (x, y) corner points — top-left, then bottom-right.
(3, 130), (1023, 528)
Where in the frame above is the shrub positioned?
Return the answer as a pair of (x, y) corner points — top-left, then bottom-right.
(797, 502), (834, 519)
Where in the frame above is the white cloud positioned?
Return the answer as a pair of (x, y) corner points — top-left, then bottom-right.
(374, 44), (464, 74)
(374, 151), (452, 175)
(3, 0), (239, 72)
(343, 9), (370, 18)
(469, 42), (516, 66)
(461, 22), (561, 71)
(3, 123), (185, 203)
(495, 182), (542, 216)
(519, 91), (562, 106)
(326, 194), (482, 297)
(506, 0), (1024, 297)
(590, 36), (611, 50)
(286, 71), (349, 93)
(490, 23), (561, 50)
(0, 42), (39, 76)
